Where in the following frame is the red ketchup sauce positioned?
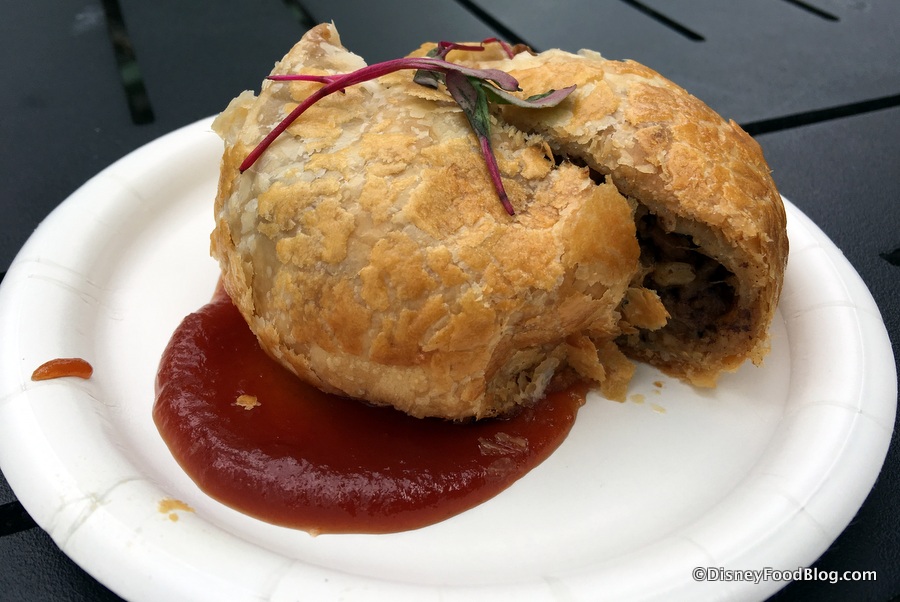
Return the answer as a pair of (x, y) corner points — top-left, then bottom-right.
(153, 286), (586, 534)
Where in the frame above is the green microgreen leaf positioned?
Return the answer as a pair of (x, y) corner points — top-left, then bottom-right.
(482, 85), (577, 109)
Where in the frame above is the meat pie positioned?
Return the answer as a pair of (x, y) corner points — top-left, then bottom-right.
(210, 24), (787, 422)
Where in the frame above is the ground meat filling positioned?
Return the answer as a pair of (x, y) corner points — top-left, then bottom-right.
(632, 209), (738, 343)
(547, 151), (740, 356)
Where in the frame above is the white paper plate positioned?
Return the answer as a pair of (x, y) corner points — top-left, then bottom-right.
(0, 118), (895, 602)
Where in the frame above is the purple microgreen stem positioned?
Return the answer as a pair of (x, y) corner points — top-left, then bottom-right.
(478, 135), (515, 215)
(431, 38), (515, 60)
(479, 37), (516, 59)
(431, 41), (487, 59)
(445, 70), (515, 215)
(240, 41), (575, 215)
(266, 57), (519, 92)
(242, 57), (519, 173)
(268, 73), (342, 85)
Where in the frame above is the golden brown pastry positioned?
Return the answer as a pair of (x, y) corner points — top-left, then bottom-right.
(210, 24), (666, 420)
(211, 23), (787, 421)
(442, 44), (789, 386)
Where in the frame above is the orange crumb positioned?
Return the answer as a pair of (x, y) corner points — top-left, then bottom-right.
(158, 497), (194, 522)
(31, 358), (93, 381)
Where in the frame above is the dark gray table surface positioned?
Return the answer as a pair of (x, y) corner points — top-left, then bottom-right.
(2, 1), (898, 600)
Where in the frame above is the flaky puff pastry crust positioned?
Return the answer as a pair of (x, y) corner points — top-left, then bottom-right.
(210, 24), (662, 420)
(441, 44), (788, 386)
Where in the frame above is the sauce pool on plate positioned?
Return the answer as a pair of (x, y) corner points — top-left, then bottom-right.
(153, 286), (586, 534)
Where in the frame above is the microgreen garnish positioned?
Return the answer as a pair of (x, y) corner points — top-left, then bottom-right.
(240, 39), (575, 215)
